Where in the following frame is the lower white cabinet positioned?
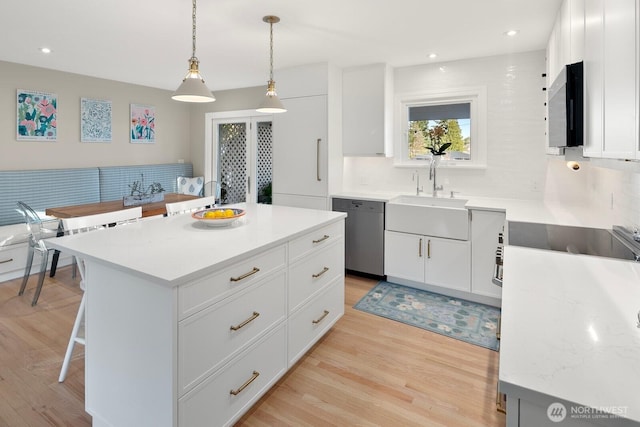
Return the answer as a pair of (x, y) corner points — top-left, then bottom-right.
(0, 243), (29, 283)
(470, 209), (505, 301)
(384, 230), (470, 292)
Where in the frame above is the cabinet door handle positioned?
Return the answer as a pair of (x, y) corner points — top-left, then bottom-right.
(230, 311), (260, 331)
(418, 238), (422, 257)
(427, 239), (431, 259)
(316, 138), (322, 182)
(0, 258), (13, 264)
(312, 267), (329, 278)
(230, 267), (260, 282)
(230, 371), (260, 396)
(312, 234), (329, 244)
(312, 309), (330, 324)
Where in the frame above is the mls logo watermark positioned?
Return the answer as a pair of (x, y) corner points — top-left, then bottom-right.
(547, 402), (628, 422)
(547, 402), (567, 422)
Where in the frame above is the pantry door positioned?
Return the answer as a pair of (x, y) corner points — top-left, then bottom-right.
(205, 111), (273, 204)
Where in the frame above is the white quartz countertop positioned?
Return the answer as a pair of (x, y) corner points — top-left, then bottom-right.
(332, 192), (615, 229)
(48, 203), (345, 286)
(500, 245), (640, 423)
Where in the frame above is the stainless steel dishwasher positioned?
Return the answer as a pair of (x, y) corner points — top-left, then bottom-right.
(332, 198), (385, 276)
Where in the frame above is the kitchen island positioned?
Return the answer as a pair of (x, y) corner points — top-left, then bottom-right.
(500, 245), (640, 426)
(49, 203), (346, 427)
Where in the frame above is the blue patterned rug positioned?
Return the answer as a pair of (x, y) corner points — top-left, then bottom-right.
(354, 281), (500, 351)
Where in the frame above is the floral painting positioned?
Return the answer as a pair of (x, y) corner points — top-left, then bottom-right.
(17, 90), (57, 141)
(130, 104), (155, 143)
(81, 98), (112, 142)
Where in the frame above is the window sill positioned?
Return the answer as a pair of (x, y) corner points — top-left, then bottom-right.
(393, 160), (487, 170)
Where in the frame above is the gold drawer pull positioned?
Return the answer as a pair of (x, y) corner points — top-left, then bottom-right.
(230, 267), (260, 282)
(496, 316), (501, 340)
(312, 310), (330, 324)
(496, 388), (507, 414)
(427, 239), (431, 259)
(230, 370), (260, 396)
(418, 238), (422, 257)
(312, 267), (329, 278)
(230, 311), (260, 331)
(0, 258), (13, 264)
(312, 234), (329, 244)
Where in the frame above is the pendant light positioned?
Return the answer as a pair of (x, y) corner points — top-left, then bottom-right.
(257, 16), (286, 113)
(172, 0), (215, 103)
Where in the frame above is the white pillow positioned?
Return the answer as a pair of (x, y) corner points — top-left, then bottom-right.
(177, 176), (204, 196)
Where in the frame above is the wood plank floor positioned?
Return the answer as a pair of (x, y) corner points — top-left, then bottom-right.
(0, 269), (506, 427)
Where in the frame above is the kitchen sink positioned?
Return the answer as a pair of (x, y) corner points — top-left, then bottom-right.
(390, 195), (468, 208)
(386, 195), (469, 240)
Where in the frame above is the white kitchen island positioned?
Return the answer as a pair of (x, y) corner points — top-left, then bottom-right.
(500, 246), (640, 427)
(48, 203), (346, 427)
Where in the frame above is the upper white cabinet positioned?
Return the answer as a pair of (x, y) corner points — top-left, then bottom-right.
(272, 63), (343, 210)
(342, 63), (393, 157)
(551, 0), (638, 160)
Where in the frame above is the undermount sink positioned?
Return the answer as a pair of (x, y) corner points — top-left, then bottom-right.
(390, 195), (468, 208)
(386, 195), (469, 240)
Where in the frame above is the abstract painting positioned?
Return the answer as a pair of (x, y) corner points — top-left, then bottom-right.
(81, 98), (112, 142)
(130, 104), (155, 143)
(17, 89), (57, 141)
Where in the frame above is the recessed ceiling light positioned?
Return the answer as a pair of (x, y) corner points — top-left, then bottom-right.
(428, 53), (437, 59)
(39, 47), (52, 54)
(504, 30), (519, 37)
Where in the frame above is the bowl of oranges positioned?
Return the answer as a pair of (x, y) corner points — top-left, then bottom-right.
(192, 208), (245, 227)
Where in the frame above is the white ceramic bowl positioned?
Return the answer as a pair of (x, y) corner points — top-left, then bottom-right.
(192, 208), (245, 227)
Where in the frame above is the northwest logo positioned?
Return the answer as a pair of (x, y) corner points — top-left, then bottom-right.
(548, 402), (567, 422)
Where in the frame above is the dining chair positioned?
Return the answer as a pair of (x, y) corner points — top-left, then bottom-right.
(16, 201), (60, 306)
(165, 195), (217, 216)
(58, 206), (142, 383)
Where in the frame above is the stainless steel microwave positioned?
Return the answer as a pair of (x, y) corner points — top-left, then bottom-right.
(548, 61), (583, 147)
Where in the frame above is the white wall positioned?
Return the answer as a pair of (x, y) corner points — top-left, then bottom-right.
(343, 50), (549, 200)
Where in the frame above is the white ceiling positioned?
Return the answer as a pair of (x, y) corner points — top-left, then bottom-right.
(0, 0), (561, 93)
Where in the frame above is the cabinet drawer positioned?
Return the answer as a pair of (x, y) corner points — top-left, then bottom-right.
(178, 271), (286, 396)
(289, 240), (343, 312)
(178, 244), (286, 319)
(0, 243), (28, 277)
(288, 277), (344, 365)
(289, 221), (344, 263)
(179, 325), (287, 427)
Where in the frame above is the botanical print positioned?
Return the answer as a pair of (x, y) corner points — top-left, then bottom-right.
(130, 104), (155, 143)
(81, 98), (112, 142)
(17, 90), (57, 141)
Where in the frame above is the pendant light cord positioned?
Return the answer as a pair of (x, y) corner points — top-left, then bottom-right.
(191, 0), (197, 59)
(268, 19), (274, 82)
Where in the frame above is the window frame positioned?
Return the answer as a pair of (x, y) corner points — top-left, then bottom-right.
(394, 86), (487, 169)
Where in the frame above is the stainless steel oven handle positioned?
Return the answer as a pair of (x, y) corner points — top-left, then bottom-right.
(492, 264), (503, 287)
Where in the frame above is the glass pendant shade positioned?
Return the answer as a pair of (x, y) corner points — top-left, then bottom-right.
(257, 80), (286, 113)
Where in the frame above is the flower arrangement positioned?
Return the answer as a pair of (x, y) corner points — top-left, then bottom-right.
(124, 174), (165, 206)
(425, 120), (451, 156)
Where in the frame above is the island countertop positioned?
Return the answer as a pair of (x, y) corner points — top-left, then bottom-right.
(500, 245), (640, 424)
(48, 203), (346, 287)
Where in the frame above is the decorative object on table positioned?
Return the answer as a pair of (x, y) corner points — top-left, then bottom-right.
(256, 15), (286, 113)
(171, 0), (215, 103)
(354, 281), (500, 351)
(130, 104), (155, 143)
(123, 174), (165, 206)
(81, 98), (112, 142)
(177, 176), (204, 196)
(191, 208), (245, 227)
(17, 89), (57, 141)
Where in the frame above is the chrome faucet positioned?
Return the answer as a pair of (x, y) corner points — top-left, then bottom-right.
(413, 170), (423, 195)
(429, 159), (443, 197)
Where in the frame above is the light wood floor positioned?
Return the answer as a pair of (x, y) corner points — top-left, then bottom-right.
(0, 269), (506, 427)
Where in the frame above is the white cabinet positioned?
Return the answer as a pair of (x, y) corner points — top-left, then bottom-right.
(272, 63), (342, 210)
(581, 0), (638, 159)
(342, 63), (393, 157)
(384, 230), (470, 293)
(470, 209), (504, 301)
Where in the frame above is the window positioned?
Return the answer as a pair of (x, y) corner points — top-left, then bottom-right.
(395, 87), (486, 168)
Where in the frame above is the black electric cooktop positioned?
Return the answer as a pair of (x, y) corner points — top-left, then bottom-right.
(508, 221), (640, 261)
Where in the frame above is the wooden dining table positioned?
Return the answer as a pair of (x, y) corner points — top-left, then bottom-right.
(45, 193), (200, 219)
